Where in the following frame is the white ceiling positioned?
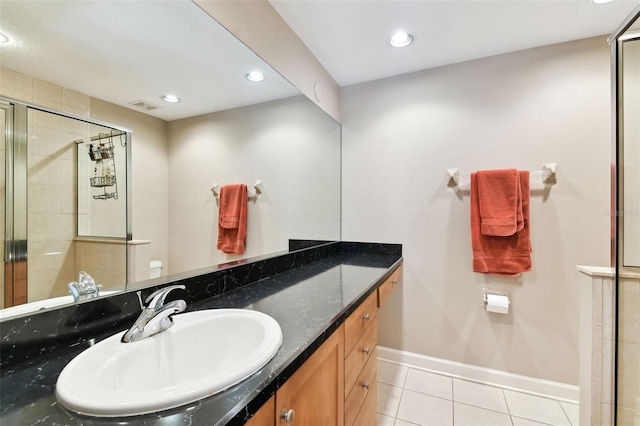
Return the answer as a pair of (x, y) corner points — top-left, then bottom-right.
(0, 0), (300, 121)
(1, 1), (638, 121)
(270, 0), (640, 86)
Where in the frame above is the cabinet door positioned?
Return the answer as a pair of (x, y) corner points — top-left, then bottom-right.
(246, 396), (275, 426)
(276, 325), (344, 426)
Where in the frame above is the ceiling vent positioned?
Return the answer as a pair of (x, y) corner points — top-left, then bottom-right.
(128, 99), (161, 111)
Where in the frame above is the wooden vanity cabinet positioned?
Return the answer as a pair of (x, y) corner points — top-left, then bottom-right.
(343, 263), (402, 425)
(246, 263), (402, 426)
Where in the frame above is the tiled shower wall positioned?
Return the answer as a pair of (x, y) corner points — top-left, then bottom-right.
(579, 266), (640, 426)
(28, 105), (87, 301)
(74, 239), (127, 292)
(579, 267), (616, 426)
(617, 274), (640, 425)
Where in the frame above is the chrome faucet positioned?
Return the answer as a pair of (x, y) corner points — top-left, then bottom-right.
(121, 285), (187, 343)
(68, 271), (102, 302)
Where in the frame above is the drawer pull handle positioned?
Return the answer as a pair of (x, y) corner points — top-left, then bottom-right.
(362, 347), (370, 355)
(280, 408), (295, 425)
(362, 313), (370, 321)
(362, 382), (370, 390)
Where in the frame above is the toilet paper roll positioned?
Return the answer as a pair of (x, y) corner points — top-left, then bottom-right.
(486, 294), (509, 314)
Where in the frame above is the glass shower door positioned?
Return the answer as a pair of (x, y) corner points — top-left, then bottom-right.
(612, 5), (640, 424)
(2, 100), (129, 311)
(1, 101), (26, 308)
(1, 103), (7, 307)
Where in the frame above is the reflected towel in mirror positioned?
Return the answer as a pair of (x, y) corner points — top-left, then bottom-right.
(217, 184), (247, 254)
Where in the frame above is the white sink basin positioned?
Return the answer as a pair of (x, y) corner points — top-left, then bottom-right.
(56, 309), (282, 417)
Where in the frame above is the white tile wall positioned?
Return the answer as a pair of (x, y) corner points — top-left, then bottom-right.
(578, 266), (640, 426)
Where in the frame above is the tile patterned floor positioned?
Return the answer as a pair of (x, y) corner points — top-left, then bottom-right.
(377, 360), (580, 426)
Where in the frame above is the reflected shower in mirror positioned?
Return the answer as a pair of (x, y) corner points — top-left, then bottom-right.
(1, 102), (130, 318)
(0, 0), (341, 315)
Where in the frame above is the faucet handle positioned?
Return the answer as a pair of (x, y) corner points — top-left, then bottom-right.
(145, 285), (186, 309)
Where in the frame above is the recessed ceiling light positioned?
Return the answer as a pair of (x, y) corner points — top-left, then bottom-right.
(246, 71), (265, 82)
(0, 32), (9, 44)
(389, 31), (415, 48)
(161, 94), (180, 103)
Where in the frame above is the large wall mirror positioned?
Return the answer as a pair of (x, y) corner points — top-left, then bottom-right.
(0, 0), (341, 317)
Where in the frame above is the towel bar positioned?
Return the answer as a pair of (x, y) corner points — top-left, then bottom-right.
(210, 180), (263, 200)
(447, 164), (556, 189)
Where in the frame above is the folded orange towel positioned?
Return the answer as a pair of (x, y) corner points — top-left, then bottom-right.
(217, 184), (247, 254)
(477, 169), (523, 236)
(471, 170), (531, 276)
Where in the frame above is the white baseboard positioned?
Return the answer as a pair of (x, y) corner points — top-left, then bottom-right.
(377, 346), (579, 404)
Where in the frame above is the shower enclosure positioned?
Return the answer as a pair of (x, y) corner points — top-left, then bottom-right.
(2, 98), (131, 311)
(610, 3), (640, 424)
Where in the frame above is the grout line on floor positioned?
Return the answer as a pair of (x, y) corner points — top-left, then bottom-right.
(558, 402), (574, 426)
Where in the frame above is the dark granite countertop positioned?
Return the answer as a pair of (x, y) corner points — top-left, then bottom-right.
(0, 243), (402, 426)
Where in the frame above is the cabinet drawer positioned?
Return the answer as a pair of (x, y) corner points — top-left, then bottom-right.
(344, 346), (377, 426)
(344, 319), (377, 394)
(352, 379), (377, 426)
(377, 265), (402, 308)
(345, 292), (378, 356)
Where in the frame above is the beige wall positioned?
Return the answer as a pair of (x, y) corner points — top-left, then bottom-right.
(341, 37), (612, 385)
(167, 95), (341, 273)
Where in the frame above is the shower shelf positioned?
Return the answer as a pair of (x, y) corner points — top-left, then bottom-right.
(86, 132), (120, 200)
(92, 192), (117, 200)
(89, 175), (116, 188)
(88, 144), (114, 161)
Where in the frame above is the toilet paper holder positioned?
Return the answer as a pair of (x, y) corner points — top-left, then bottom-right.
(482, 288), (509, 309)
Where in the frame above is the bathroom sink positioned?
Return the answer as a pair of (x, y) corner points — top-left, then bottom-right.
(56, 309), (282, 417)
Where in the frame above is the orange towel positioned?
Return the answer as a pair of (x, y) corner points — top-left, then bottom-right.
(217, 184), (247, 254)
(471, 170), (531, 276)
(477, 169), (523, 236)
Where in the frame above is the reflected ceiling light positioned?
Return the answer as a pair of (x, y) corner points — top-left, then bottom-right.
(0, 32), (9, 43)
(161, 94), (180, 103)
(389, 31), (414, 48)
(246, 71), (265, 82)
(592, 0), (612, 3)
